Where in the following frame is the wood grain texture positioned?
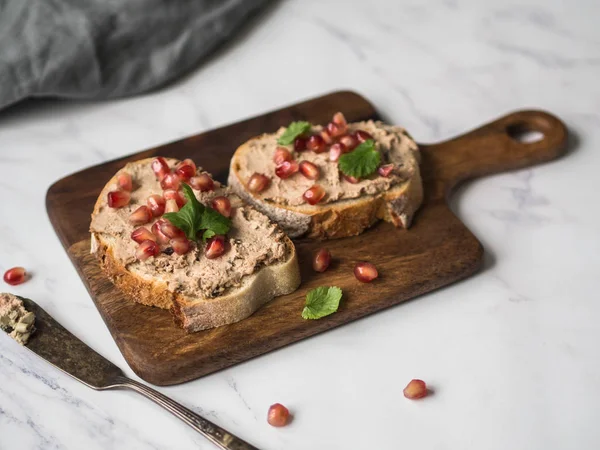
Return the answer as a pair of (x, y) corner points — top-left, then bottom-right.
(46, 91), (568, 385)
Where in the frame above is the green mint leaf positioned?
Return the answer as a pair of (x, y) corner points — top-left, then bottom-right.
(202, 229), (216, 242)
(200, 206), (231, 239)
(338, 140), (381, 179)
(302, 286), (343, 320)
(277, 121), (312, 145)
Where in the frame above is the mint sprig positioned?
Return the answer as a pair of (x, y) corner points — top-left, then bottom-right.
(338, 140), (381, 179)
(302, 286), (343, 320)
(277, 121), (312, 145)
(164, 184), (231, 242)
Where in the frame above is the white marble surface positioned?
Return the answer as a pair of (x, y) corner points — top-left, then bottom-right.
(1, 0), (599, 448)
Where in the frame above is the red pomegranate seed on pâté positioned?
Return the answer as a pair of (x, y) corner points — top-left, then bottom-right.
(128, 206), (152, 225)
(303, 185), (325, 205)
(163, 189), (186, 208)
(170, 237), (191, 255)
(313, 249), (331, 273)
(131, 227), (156, 244)
(320, 129), (334, 145)
(117, 172), (133, 191)
(275, 160), (300, 179)
(151, 157), (170, 181)
(339, 134), (358, 151)
(151, 219), (171, 244)
(107, 190), (130, 208)
(329, 143), (346, 162)
(247, 173), (270, 193)
(174, 159), (197, 181)
(332, 112), (347, 129)
(326, 122), (344, 138)
(294, 137), (307, 152)
(165, 198), (179, 213)
(205, 235), (227, 259)
(190, 173), (215, 192)
(160, 172), (181, 191)
(273, 147), (293, 166)
(403, 379), (428, 400)
(211, 196), (232, 218)
(306, 135), (326, 153)
(267, 403), (290, 427)
(354, 262), (378, 282)
(146, 194), (166, 217)
(299, 161), (320, 180)
(160, 221), (186, 239)
(378, 164), (394, 178)
(136, 240), (160, 261)
(3, 267), (27, 286)
(342, 174), (360, 184)
(354, 130), (373, 143)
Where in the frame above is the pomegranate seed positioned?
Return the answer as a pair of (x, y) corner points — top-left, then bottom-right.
(354, 262), (378, 282)
(273, 147), (293, 165)
(146, 194), (166, 217)
(247, 173), (270, 193)
(299, 161), (320, 180)
(329, 143), (346, 162)
(160, 221), (185, 239)
(107, 190), (130, 208)
(378, 164), (394, 177)
(320, 129), (334, 145)
(136, 240), (160, 261)
(332, 112), (348, 129)
(129, 206), (152, 225)
(403, 379), (428, 400)
(313, 249), (331, 272)
(131, 227), (156, 243)
(355, 130), (373, 143)
(190, 173), (215, 192)
(339, 134), (358, 151)
(164, 189), (186, 207)
(151, 219), (171, 244)
(211, 196), (232, 217)
(151, 157), (170, 181)
(306, 135), (326, 153)
(117, 172), (133, 191)
(326, 122), (344, 138)
(174, 159), (197, 181)
(3, 267), (27, 286)
(170, 237), (191, 255)
(294, 137), (307, 152)
(267, 403), (290, 427)
(303, 185), (326, 205)
(165, 199), (179, 213)
(275, 160), (300, 179)
(161, 172), (181, 191)
(205, 235), (227, 259)
(342, 174), (360, 184)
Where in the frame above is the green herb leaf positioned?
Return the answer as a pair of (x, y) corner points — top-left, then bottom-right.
(277, 121), (312, 145)
(163, 184), (231, 242)
(338, 139), (381, 179)
(302, 286), (343, 320)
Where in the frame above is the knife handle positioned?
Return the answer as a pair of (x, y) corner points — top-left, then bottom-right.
(113, 376), (259, 450)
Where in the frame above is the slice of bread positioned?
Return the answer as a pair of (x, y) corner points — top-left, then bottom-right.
(228, 116), (424, 239)
(90, 158), (300, 332)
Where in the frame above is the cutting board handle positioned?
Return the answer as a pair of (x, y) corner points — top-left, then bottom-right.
(421, 110), (568, 197)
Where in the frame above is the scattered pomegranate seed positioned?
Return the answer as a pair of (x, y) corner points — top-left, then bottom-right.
(275, 160), (300, 179)
(378, 164), (394, 178)
(313, 249), (331, 273)
(354, 130), (373, 143)
(151, 219), (171, 244)
(329, 143), (346, 162)
(354, 262), (378, 282)
(160, 220), (185, 239)
(303, 185), (326, 205)
(320, 129), (334, 145)
(205, 235), (227, 259)
(306, 135), (326, 153)
(161, 173), (181, 191)
(332, 112), (348, 129)
(151, 157), (170, 181)
(247, 173), (270, 193)
(146, 194), (166, 217)
(294, 137), (307, 152)
(174, 159), (197, 181)
(117, 172), (133, 191)
(211, 196), (232, 218)
(131, 227), (156, 243)
(165, 199), (179, 213)
(190, 173), (215, 192)
(299, 161), (320, 180)
(267, 403), (290, 427)
(164, 189), (186, 207)
(342, 174), (360, 184)
(339, 134), (358, 151)
(3, 267), (27, 286)
(107, 190), (130, 208)
(170, 237), (191, 255)
(326, 122), (344, 138)
(273, 147), (293, 166)
(403, 379), (428, 400)
(136, 240), (160, 261)
(129, 206), (152, 225)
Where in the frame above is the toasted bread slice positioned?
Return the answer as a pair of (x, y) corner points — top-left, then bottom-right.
(228, 117), (423, 239)
(90, 158), (300, 332)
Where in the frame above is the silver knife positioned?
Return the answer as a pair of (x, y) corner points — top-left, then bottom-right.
(6, 297), (259, 450)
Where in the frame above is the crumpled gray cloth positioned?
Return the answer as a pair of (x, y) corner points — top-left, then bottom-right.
(0, 0), (270, 110)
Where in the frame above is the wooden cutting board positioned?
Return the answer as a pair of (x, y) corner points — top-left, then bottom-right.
(46, 91), (567, 386)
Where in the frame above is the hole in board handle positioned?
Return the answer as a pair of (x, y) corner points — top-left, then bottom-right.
(506, 123), (545, 144)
